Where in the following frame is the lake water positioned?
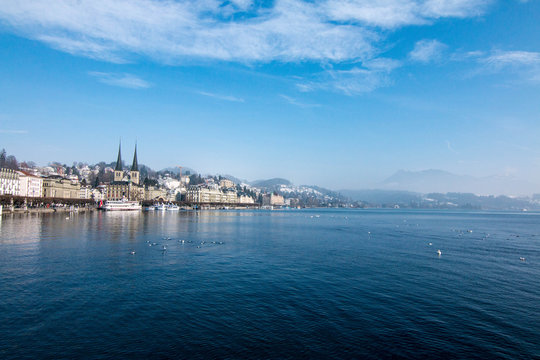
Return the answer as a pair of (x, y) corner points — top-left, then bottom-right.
(0, 209), (538, 359)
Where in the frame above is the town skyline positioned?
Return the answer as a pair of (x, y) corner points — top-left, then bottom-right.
(1, 1), (540, 191)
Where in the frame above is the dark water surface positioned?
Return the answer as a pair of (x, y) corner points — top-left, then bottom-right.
(0, 209), (538, 359)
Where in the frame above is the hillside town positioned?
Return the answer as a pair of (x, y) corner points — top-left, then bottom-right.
(0, 145), (346, 211)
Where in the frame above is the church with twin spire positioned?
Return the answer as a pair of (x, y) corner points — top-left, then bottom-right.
(107, 142), (145, 201)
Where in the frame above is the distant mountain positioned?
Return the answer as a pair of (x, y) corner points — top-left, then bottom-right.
(425, 192), (537, 210)
(340, 189), (422, 204)
(380, 169), (538, 196)
(339, 189), (539, 210)
(251, 178), (291, 188)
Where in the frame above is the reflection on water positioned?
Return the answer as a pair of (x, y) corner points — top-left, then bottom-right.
(0, 213), (43, 246)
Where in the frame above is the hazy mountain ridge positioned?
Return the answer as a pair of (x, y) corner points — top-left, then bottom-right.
(340, 189), (540, 210)
(250, 178), (291, 188)
(380, 169), (539, 196)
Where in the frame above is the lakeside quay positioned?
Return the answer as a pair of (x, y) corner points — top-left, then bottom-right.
(0, 195), (261, 215)
(1, 207), (96, 215)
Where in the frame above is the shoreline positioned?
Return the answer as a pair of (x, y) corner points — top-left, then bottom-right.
(1, 207), (97, 215)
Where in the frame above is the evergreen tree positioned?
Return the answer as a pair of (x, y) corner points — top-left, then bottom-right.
(0, 149), (6, 168)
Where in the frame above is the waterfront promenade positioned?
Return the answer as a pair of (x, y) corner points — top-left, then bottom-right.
(0, 195), (260, 214)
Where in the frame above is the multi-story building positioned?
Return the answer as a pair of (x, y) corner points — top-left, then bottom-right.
(263, 193), (285, 206)
(238, 194), (255, 204)
(92, 186), (107, 201)
(107, 143), (145, 201)
(219, 179), (235, 189)
(79, 186), (92, 199)
(17, 171), (43, 197)
(186, 185), (240, 204)
(186, 185), (221, 203)
(145, 186), (168, 201)
(222, 190), (238, 203)
(0, 168), (20, 196)
(42, 176), (81, 199)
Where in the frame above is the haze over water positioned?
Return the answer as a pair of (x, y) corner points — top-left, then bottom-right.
(0, 209), (539, 359)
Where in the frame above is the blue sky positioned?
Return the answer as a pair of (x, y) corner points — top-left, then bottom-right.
(1, 0), (540, 191)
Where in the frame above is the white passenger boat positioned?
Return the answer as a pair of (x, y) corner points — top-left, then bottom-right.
(100, 199), (142, 211)
(167, 204), (180, 211)
(155, 204), (167, 211)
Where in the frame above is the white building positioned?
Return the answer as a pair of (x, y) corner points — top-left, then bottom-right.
(180, 175), (190, 186)
(79, 186), (92, 199)
(0, 168), (21, 196)
(238, 194), (255, 204)
(222, 190), (238, 204)
(92, 185), (108, 201)
(186, 185), (238, 204)
(17, 171), (43, 197)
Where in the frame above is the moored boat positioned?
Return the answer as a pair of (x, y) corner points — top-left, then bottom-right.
(100, 198), (142, 211)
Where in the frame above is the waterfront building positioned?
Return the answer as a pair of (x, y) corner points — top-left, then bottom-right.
(238, 194), (255, 204)
(107, 143), (145, 201)
(17, 170), (43, 197)
(263, 193), (285, 206)
(186, 185), (221, 203)
(91, 186), (107, 201)
(222, 190), (238, 203)
(42, 176), (81, 199)
(79, 186), (92, 199)
(0, 168), (21, 196)
(186, 185), (239, 204)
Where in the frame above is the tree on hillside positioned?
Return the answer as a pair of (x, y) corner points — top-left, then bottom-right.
(189, 173), (204, 185)
(0, 149), (6, 167)
(5, 155), (18, 170)
(143, 177), (158, 187)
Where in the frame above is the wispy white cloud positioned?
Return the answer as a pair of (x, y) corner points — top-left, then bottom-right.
(421, 0), (491, 18)
(0, 129), (28, 134)
(480, 50), (540, 83)
(298, 58), (402, 95)
(0, 0), (489, 64)
(88, 71), (151, 89)
(484, 50), (540, 68)
(446, 140), (458, 154)
(280, 94), (321, 108)
(197, 91), (245, 102)
(409, 39), (447, 63)
(324, 0), (490, 28)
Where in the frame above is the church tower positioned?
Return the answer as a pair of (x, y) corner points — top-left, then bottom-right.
(114, 141), (124, 182)
(130, 144), (140, 185)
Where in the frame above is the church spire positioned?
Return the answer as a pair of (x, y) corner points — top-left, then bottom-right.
(115, 140), (123, 171)
(131, 143), (138, 171)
